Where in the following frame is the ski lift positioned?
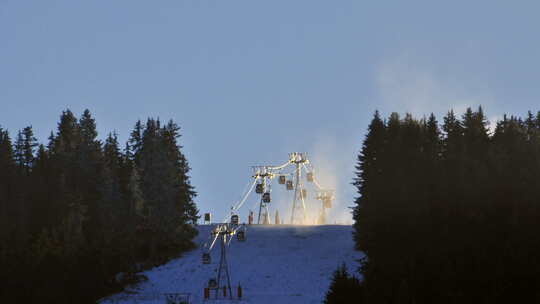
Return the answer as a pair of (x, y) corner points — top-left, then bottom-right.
(262, 192), (271, 203)
(278, 175), (286, 184)
(323, 199), (332, 208)
(208, 278), (218, 289)
(256, 183), (264, 194)
(202, 253), (211, 264)
(306, 172), (314, 182)
(231, 214), (239, 225)
(301, 189), (307, 199)
(286, 180), (294, 190)
(237, 231), (246, 241)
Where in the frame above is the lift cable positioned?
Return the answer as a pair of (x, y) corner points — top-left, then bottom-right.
(231, 178), (258, 212)
(300, 186), (307, 222)
(220, 178), (259, 224)
(235, 179), (256, 208)
(208, 231), (220, 251)
(268, 160), (292, 171)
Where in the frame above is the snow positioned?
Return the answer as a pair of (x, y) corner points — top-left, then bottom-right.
(101, 225), (363, 304)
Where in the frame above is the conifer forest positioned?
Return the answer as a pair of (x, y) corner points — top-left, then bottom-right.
(0, 110), (199, 303)
(339, 107), (540, 303)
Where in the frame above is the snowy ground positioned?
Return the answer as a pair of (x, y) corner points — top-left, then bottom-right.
(101, 225), (363, 304)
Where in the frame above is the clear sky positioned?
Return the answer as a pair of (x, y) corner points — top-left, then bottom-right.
(2, 1), (540, 222)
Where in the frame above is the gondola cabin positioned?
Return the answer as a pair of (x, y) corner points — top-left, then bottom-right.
(278, 175), (286, 184)
(237, 231), (246, 241)
(306, 172), (314, 182)
(231, 214), (239, 225)
(202, 253), (211, 264)
(255, 183), (264, 194)
(208, 278), (218, 289)
(286, 180), (294, 190)
(262, 192), (271, 203)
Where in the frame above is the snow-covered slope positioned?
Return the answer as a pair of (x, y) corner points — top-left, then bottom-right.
(102, 225), (362, 304)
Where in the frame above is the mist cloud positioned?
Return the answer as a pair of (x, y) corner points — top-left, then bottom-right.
(375, 53), (494, 119)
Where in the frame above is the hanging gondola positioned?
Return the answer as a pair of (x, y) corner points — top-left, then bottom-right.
(278, 175), (286, 184)
(286, 180), (294, 190)
(237, 231), (246, 241)
(202, 252), (211, 264)
(231, 214), (239, 225)
(262, 192), (271, 203)
(255, 183), (264, 194)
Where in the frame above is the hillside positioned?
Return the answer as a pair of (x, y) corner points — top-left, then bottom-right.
(102, 225), (362, 304)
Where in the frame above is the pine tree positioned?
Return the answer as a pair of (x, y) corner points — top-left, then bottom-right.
(0, 128), (16, 243)
(53, 109), (79, 155)
(129, 120), (143, 159)
(22, 126), (38, 172)
(461, 106), (489, 159)
(104, 132), (121, 171)
(14, 130), (25, 170)
(101, 131), (127, 242)
(28, 144), (53, 233)
(353, 111), (385, 252)
(324, 264), (362, 304)
(10, 126), (39, 239)
(128, 118), (199, 257)
(77, 110), (106, 244)
(162, 120), (198, 224)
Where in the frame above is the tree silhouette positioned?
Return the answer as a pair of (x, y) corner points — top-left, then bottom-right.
(350, 107), (540, 303)
(0, 110), (199, 303)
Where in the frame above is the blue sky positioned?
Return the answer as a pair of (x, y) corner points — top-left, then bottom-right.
(2, 1), (540, 222)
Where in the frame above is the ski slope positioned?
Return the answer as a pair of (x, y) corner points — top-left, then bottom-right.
(102, 225), (362, 304)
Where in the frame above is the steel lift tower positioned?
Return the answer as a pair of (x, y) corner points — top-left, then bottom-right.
(290, 152), (309, 224)
(316, 189), (335, 224)
(252, 167), (273, 224)
(215, 226), (233, 299)
(202, 224), (242, 299)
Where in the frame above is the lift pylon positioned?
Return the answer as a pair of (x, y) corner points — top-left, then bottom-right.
(316, 189), (335, 224)
(253, 167), (274, 224)
(203, 225), (235, 299)
(290, 152), (308, 224)
(216, 229), (232, 299)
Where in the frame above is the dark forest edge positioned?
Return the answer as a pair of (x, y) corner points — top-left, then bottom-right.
(0, 109), (199, 303)
(326, 107), (540, 303)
